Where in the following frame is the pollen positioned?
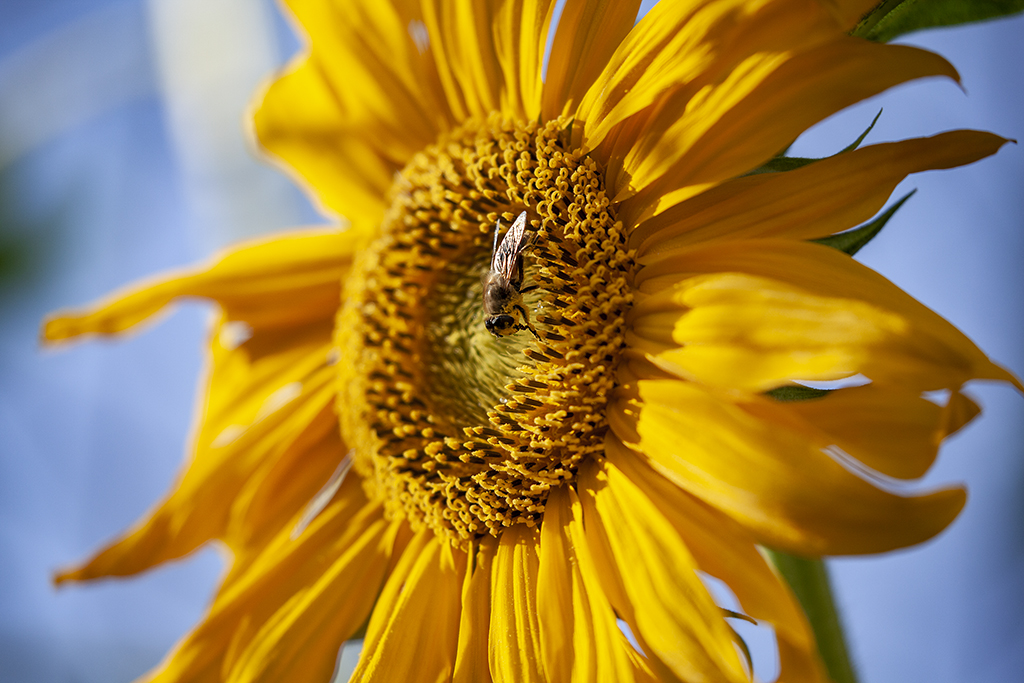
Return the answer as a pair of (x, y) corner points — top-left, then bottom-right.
(335, 115), (634, 543)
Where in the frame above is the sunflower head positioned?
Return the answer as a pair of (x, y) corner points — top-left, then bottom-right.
(42, 1), (1021, 682)
(335, 114), (637, 542)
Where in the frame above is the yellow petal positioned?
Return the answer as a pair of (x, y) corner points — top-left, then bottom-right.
(577, 0), (851, 156)
(578, 457), (747, 683)
(258, 0), (455, 221)
(541, 484), (659, 683)
(493, 0), (555, 120)
(633, 379), (967, 555)
(421, 1), (500, 120)
(619, 38), (957, 207)
(489, 524), (544, 683)
(942, 388), (983, 437)
(537, 487), (575, 682)
(253, 62), (396, 225)
(421, 0), (554, 122)
(43, 228), (358, 342)
(197, 321), (337, 550)
(606, 439), (827, 683)
(140, 478), (381, 683)
(630, 131), (1009, 252)
(224, 404), (343, 555)
(634, 239), (1020, 393)
(454, 537), (497, 683)
(226, 518), (402, 683)
(350, 531), (464, 683)
(47, 230), (358, 581)
(541, 0), (641, 120)
(285, 0), (453, 137)
(221, 473), (377, 612)
(780, 383), (977, 480)
(54, 321), (338, 582)
(656, 272), (914, 390)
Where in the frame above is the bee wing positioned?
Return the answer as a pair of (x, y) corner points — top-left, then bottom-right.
(490, 211), (529, 280)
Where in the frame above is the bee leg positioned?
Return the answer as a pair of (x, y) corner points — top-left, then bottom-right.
(512, 304), (540, 340)
(515, 322), (541, 340)
(509, 305), (540, 339)
(518, 285), (539, 294)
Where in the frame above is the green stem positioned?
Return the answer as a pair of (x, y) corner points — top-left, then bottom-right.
(764, 550), (858, 683)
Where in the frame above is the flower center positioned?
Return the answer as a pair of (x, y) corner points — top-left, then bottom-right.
(335, 115), (634, 542)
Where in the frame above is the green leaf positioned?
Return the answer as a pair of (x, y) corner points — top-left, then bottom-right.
(812, 190), (915, 256)
(764, 385), (831, 402)
(854, 0), (1024, 43)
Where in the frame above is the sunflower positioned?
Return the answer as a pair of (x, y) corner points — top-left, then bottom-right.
(44, 0), (1020, 681)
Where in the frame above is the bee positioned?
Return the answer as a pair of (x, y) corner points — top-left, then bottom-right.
(483, 211), (540, 339)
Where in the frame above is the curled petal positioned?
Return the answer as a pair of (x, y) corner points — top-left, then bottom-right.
(538, 485), (656, 682)
(542, 0), (641, 120)
(633, 239), (1020, 393)
(350, 530), (465, 683)
(226, 517), (402, 683)
(489, 524), (544, 683)
(47, 230), (358, 580)
(420, 0), (555, 122)
(43, 229), (359, 341)
(618, 37), (957, 207)
(54, 326), (338, 582)
(578, 457), (747, 683)
(453, 537), (497, 683)
(779, 383), (980, 480)
(578, 0), (853, 156)
(139, 479), (384, 683)
(605, 438), (828, 683)
(632, 379), (966, 555)
(630, 131), (1010, 250)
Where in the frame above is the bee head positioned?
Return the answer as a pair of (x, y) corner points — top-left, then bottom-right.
(485, 314), (516, 337)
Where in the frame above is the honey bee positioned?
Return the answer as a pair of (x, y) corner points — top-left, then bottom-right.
(483, 211), (539, 339)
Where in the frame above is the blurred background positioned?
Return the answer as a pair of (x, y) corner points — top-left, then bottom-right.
(0, 1), (1020, 682)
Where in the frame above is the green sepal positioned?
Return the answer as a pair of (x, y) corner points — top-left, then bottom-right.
(743, 155), (818, 176)
(853, 0), (1024, 43)
(812, 190), (915, 256)
(745, 110), (883, 176)
(764, 385), (832, 402)
(839, 109), (883, 154)
(727, 623), (755, 676)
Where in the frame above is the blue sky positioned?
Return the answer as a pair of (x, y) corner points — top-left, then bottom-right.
(1, 2), (1021, 681)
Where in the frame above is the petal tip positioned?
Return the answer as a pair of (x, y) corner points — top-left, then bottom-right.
(52, 564), (85, 586)
(40, 314), (85, 346)
(976, 359), (1024, 395)
(1000, 367), (1024, 395)
(987, 133), (1015, 150)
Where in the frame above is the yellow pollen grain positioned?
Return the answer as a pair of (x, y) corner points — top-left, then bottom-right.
(335, 115), (634, 544)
